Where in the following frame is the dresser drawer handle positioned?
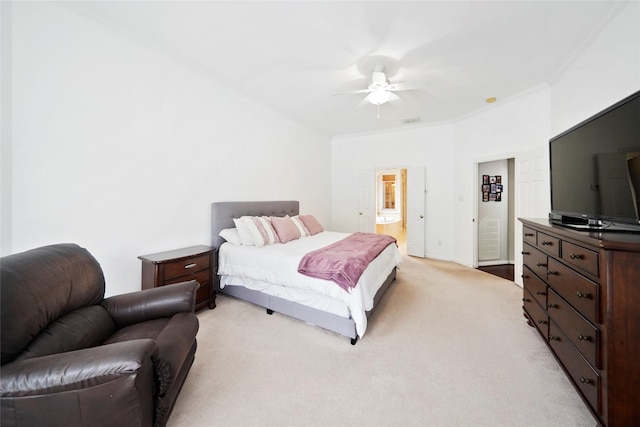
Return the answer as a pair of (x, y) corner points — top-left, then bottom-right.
(547, 303), (558, 309)
(541, 241), (553, 246)
(576, 291), (591, 299)
(522, 274), (529, 279)
(569, 253), (584, 260)
(536, 262), (547, 267)
(536, 291), (546, 296)
(580, 377), (592, 385)
(184, 263), (197, 269)
(524, 233), (534, 237)
(537, 319), (547, 324)
(521, 251), (530, 255)
(549, 335), (559, 341)
(577, 333), (591, 342)
(547, 271), (559, 276)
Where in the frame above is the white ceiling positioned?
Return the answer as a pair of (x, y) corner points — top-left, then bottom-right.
(66, 1), (626, 137)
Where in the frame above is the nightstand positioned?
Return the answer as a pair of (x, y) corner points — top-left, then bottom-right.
(138, 245), (216, 310)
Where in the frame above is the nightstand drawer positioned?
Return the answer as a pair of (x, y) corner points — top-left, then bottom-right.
(139, 245), (216, 311)
(163, 254), (211, 281)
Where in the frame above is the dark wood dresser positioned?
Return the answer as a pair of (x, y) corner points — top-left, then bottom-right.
(138, 245), (216, 311)
(519, 218), (640, 427)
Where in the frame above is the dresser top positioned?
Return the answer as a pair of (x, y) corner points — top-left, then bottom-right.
(520, 218), (640, 252)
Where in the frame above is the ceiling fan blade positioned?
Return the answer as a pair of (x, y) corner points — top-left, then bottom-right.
(332, 88), (372, 96)
(387, 82), (425, 92)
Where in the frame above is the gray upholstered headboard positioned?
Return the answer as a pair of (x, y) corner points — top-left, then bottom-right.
(211, 201), (300, 248)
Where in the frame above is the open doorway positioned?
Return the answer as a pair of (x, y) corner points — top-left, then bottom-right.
(375, 168), (407, 254)
(476, 158), (515, 281)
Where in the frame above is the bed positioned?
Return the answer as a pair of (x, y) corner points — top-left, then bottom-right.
(211, 201), (402, 344)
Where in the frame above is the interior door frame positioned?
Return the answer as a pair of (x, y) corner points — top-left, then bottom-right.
(473, 154), (516, 269)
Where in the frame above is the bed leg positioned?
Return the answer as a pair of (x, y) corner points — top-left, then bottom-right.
(350, 337), (358, 345)
(266, 309), (274, 315)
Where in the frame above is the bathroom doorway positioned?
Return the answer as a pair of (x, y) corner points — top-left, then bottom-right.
(375, 168), (407, 254)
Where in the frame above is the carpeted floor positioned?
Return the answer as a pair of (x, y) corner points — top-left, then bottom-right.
(168, 256), (596, 427)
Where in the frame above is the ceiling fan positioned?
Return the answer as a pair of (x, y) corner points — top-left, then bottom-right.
(336, 64), (406, 118)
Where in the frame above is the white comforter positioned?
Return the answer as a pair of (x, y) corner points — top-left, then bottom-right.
(218, 231), (403, 337)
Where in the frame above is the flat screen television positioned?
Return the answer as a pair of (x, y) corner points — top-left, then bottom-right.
(549, 90), (640, 232)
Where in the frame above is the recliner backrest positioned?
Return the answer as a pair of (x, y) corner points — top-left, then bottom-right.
(0, 244), (106, 365)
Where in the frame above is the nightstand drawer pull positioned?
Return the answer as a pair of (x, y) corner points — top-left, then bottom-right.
(536, 262), (547, 267)
(547, 271), (559, 276)
(547, 303), (558, 309)
(576, 291), (590, 299)
(184, 263), (197, 269)
(536, 291), (546, 296)
(541, 241), (553, 246)
(570, 253), (584, 260)
(580, 377), (592, 384)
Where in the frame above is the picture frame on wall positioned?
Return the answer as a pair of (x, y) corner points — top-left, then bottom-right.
(481, 175), (503, 202)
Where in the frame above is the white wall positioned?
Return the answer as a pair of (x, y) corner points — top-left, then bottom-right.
(5, 2), (331, 296)
(332, 125), (455, 261)
(550, 1), (640, 136)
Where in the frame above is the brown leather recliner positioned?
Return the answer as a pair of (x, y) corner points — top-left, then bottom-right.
(0, 243), (200, 427)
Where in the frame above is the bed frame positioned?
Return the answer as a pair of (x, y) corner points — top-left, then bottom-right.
(211, 200), (397, 344)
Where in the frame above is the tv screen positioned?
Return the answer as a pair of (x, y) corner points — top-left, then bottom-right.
(549, 91), (640, 231)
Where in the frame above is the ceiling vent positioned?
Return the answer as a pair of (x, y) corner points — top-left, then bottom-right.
(402, 116), (421, 124)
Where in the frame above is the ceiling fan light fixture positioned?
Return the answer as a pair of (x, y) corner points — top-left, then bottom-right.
(368, 89), (391, 105)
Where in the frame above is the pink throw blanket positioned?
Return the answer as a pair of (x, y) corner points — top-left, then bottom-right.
(297, 232), (397, 292)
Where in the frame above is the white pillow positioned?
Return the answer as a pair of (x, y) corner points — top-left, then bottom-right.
(219, 228), (243, 246)
(233, 218), (256, 246)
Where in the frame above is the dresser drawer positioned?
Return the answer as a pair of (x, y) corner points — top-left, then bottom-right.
(561, 240), (599, 277)
(547, 258), (599, 324)
(549, 320), (600, 414)
(523, 289), (548, 339)
(523, 243), (548, 281)
(163, 268), (211, 302)
(523, 227), (537, 246)
(537, 232), (560, 257)
(548, 289), (599, 369)
(163, 253), (211, 281)
(523, 265), (548, 308)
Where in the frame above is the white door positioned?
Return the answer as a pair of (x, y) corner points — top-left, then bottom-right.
(358, 169), (375, 233)
(407, 167), (426, 257)
(514, 148), (549, 286)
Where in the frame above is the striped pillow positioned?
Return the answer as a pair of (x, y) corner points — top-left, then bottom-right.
(233, 216), (279, 247)
(291, 215), (311, 237)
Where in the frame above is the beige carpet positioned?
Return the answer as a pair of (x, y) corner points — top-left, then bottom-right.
(168, 256), (596, 427)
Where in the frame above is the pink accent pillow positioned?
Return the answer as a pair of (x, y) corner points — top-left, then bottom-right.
(299, 215), (324, 235)
(269, 215), (301, 243)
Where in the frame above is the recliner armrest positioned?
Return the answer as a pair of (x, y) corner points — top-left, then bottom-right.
(102, 280), (199, 328)
(0, 339), (157, 396)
